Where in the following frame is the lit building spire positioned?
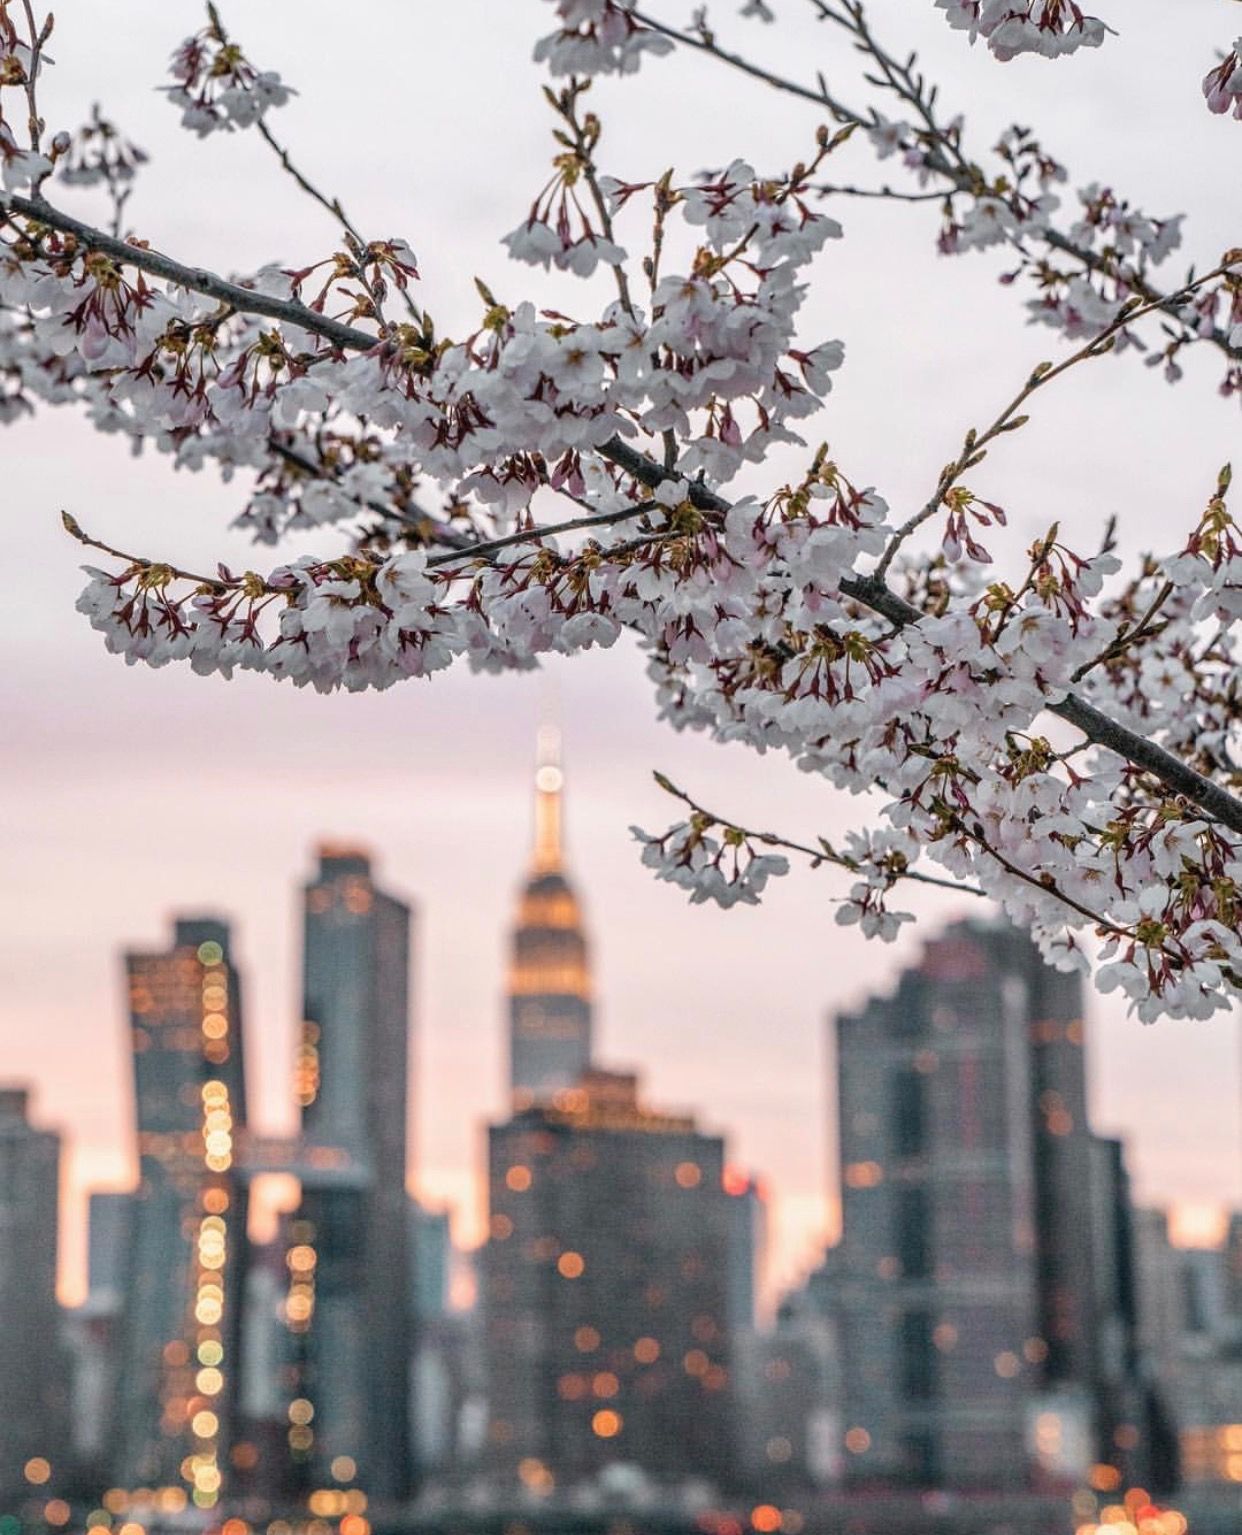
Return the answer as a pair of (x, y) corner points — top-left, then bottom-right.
(532, 723), (564, 873)
(507, 722), (593, 1105)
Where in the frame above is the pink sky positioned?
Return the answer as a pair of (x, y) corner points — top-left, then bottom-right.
(2, 0), (1239, 1304)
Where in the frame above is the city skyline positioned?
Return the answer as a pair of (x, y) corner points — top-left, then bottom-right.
(4, 0), (1241, 1317)
(12, 732), (1241, 1320)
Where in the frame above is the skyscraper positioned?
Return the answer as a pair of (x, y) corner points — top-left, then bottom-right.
(507, 730), (593, 1107)
(286, 847), (413, 1502)
(483, 1069), (735, 1490)
(112, 918), (249, 1508)
(828, 919), (1129, 1491)
(0, 1088), (66, 1504)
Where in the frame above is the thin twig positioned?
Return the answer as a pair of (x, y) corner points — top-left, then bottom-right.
(875, 266), (1237, 581)
(654, 771), (986, 896)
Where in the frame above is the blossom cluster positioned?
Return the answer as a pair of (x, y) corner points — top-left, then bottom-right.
(1204, 38), (1242, 120)
(162, 21), (293, 136)
(534, 0), (673, 78)
(934, 1), (1108, 61)
(0, 0), (1237, 1023)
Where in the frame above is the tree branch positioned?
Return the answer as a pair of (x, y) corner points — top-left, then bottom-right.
(2, 192), (380, 353)
(654, 771), (986, 897)
(11, 192), (1240, 838)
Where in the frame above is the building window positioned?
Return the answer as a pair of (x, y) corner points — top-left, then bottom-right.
(899, 1310), (936, 1402)
(892, 1068), (926, 1158)
(897, 1186), (930, 1279)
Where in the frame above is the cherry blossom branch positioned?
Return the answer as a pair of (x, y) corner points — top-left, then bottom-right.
(202, 4), (421, 329)
(13, 190), (1239, 838)
(876, 267), (1238, 581)
(944, 807), (1152, 947)
(61, 510), (244, 591)
(1070, 577), (1175, 684)
(1, 191), (380, 351)
(425, 502), (657, 569)
(267, 438), (468, 544)
(810, 181), (947, 204)
(62, 491), (664, 584)
(652, 770), (985, 896)
(632, 7), (865, 125)
(548, 80), (638, 321)
(639, 1), (1242, 363)
(614, 449), (1242, 836)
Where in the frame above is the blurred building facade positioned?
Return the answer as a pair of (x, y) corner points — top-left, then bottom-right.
(0, 1089), (67, 1502)
(1133, 1209), (1242, 1489)
(825, 920), (1154, 1492)
(285, 847), (414, 1502)
(110, 917), (249, 1506)
(483, 1068), (735, 1491)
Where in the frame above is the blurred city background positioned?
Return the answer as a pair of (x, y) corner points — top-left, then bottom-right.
(1, 735), (1239, 1535)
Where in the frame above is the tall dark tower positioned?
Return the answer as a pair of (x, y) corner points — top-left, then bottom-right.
(112, 918), (249, 1508)
(828, 919), (1146, 1492)
(507, 729), (593, 1107)
(288, 848), (413, 1503)
(0, 1089), (66, 1503)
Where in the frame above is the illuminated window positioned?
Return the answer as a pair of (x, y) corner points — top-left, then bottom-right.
(517, 1459), (553, 1496)
(591, 1410), (622, 1439)
(844, 1161), (884, 1189)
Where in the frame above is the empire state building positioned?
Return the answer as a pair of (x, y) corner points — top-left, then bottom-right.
(507, 728), (593, 1106)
